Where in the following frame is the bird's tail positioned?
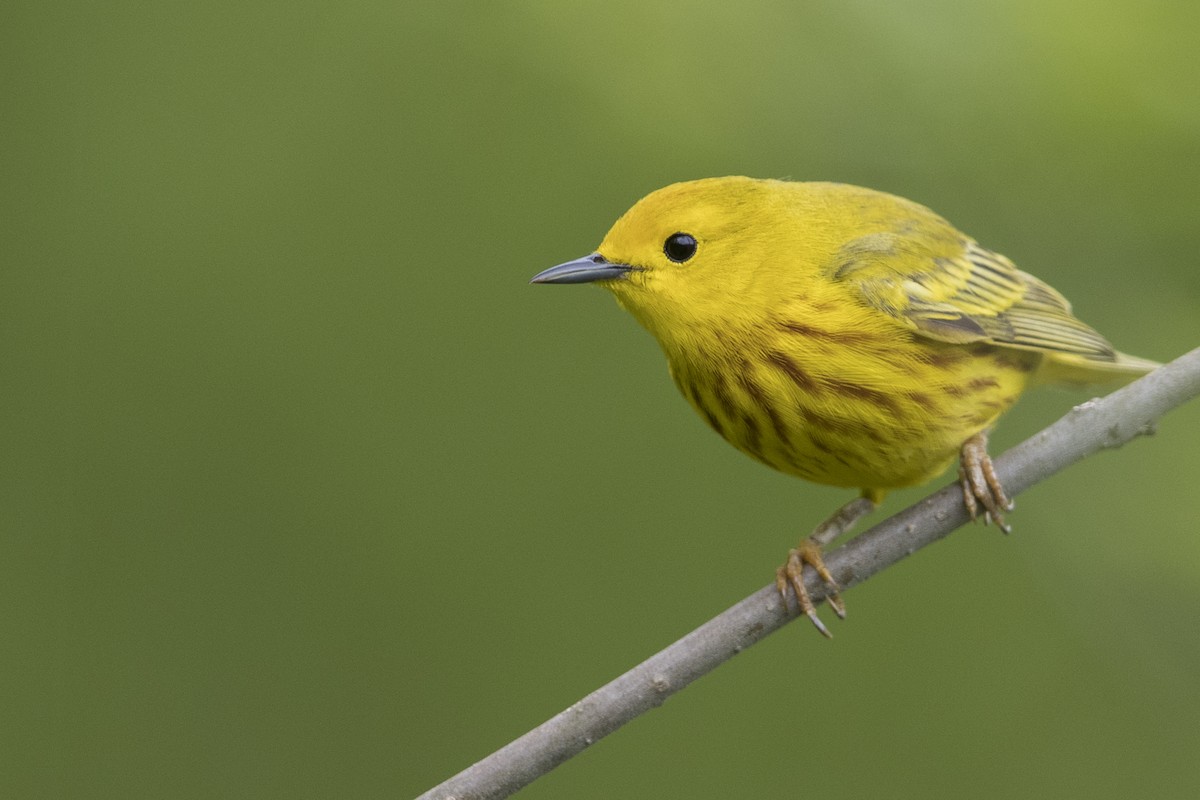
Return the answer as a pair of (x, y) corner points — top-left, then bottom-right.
(1035, 350), (1160, 388)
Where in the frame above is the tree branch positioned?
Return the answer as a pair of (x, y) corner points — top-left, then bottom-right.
(418, 346), (1200, 800)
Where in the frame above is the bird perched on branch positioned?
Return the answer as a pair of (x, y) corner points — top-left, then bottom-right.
(532, 177), (1157, 636)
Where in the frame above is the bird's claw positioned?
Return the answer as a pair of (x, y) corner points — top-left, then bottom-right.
(959, 431), (1014, 533)
(776, 539), (843, 638)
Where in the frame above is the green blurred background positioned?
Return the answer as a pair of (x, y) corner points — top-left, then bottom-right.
(5, 2), (1199, 797)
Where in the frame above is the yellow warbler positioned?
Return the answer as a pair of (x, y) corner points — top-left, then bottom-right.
(531, 177), (1156, 635)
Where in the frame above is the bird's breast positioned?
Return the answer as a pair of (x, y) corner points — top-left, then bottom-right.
(663, 324), (1035, 491)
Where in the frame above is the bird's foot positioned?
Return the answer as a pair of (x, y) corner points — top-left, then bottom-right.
(776, 496), (875, 637)
(776, 539), (843, 637)
(958, 431), (1014, 533)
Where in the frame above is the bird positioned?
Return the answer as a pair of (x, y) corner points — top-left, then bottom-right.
(530, 176), (1157, 636)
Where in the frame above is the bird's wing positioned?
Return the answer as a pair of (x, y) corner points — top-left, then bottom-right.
(834, 232), (1117, 360)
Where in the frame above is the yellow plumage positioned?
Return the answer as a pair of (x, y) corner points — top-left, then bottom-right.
(532, 176), (1156, 633)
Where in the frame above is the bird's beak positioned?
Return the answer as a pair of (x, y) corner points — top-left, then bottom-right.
(530, 253), (634, 284)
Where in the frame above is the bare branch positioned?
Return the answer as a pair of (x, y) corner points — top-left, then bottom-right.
(418, 346), (1200, 800)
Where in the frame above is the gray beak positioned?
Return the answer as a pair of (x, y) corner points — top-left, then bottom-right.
(530, 253), (634, 284)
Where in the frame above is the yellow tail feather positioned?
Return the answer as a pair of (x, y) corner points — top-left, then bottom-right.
(1036, 351), (1160, 387)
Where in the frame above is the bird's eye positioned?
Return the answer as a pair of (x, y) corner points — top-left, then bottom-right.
(663, 232), (698, 263)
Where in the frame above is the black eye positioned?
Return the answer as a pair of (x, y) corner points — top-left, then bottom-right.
(663, 232), (697, 263)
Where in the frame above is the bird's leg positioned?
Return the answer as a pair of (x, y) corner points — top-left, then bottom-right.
(958, 430), (1014, 533)
(775, 495), (877, 637)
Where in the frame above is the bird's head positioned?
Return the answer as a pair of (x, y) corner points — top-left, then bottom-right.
(531, 177), (826, 344)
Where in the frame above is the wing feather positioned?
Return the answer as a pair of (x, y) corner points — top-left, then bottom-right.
(836, 234), (1117, 361)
